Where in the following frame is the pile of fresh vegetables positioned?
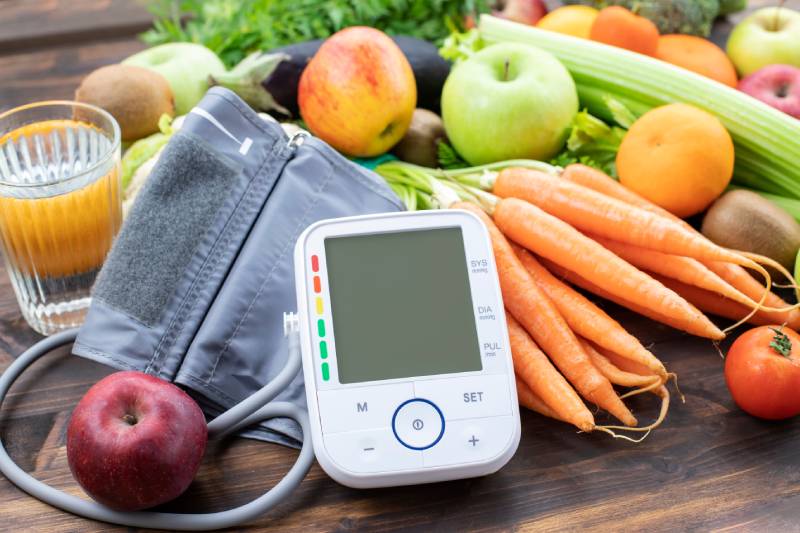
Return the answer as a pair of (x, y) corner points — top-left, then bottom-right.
(477, 16), (800, 200)
(70, 0), (800, 432)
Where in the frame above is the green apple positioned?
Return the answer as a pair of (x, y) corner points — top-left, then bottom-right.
(123, 43), (226, 115)
(727, 7), (800, 76)
(441, 43), (578, 166)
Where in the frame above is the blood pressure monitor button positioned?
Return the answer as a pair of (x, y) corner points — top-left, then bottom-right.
(422, 415), (516, 468)
(392, 399), (445, 450)
(414, 374), (512, 421)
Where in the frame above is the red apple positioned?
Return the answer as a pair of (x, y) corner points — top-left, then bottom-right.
(494, 0), (548, 25)
(66, 371), (207, 511)
(739, 64), (800, 119)
(298, 27), (417, 157)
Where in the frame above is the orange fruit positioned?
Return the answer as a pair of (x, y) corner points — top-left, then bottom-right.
(590, 6), (659, 56)
(656, 35), (738, 87)
(616, 103), (735, 218)
(537, 6), (599, 39)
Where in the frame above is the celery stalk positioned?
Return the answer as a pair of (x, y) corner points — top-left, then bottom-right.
(479, 15), (800, 198)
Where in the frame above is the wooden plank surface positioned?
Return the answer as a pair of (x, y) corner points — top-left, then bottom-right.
(0, 39), (147, 112)
(1, 1), (800, 532)
(0, 0), (151, 53)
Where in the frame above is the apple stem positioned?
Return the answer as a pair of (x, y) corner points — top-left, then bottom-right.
(774, 0), (786, 31)
(503, 59), (510, 82)
(122, 414), (138, 426)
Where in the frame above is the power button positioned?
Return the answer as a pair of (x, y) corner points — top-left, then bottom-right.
(392, 398), (445, 450)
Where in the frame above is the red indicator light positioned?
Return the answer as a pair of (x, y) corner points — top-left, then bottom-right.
(313, 276), (321, 293)
(311, 255), (319, 272)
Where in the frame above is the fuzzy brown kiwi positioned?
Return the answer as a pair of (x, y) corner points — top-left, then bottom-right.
(391, 108), (446, 168)
(75, 64), (174, 142)
(702, 189), (800, 277)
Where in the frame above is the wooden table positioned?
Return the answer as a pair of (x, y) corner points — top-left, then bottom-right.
(1, 1), (799, 531)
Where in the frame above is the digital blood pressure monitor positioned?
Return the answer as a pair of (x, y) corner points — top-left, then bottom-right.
(0, 209), (521, 528)
(294, 210), (520, 488)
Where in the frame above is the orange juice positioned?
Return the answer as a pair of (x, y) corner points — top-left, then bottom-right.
(0, 108), (121, 335)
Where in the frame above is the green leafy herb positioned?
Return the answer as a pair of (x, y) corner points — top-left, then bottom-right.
(550, 110), (628, 178)
(143, 0), (491, 68)
(548, 96), (638, 177)
(437, 140), (469, 170)
(769, 326), (792, 358)
(439, 28), (485, 63)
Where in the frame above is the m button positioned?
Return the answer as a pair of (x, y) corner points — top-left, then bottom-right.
(317, 384), (413, 434)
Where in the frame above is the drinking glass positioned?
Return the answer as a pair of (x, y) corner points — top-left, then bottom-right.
(0, 101), (122, 335)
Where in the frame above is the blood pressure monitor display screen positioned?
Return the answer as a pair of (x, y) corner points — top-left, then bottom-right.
(325, 227), (482, 384)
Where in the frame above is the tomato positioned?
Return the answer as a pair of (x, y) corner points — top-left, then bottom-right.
(725, 325), (800, 420)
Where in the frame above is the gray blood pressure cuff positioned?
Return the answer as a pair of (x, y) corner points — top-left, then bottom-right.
(72, 87), (404, 447)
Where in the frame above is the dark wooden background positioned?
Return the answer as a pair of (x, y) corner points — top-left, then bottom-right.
(1, 1), (800, 531)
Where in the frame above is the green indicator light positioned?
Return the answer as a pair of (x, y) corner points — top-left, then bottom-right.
(317, 319), (326, 337)
(319, 341), (328, 359)
(321, 362), (330, 381)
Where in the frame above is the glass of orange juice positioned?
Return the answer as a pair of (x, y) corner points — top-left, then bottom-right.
(0, 101), (122, 335)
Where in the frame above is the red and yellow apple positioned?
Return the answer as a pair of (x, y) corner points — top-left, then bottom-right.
(299, 27), (417, 157)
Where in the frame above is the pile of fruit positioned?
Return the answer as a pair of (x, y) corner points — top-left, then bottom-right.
(63, 0), (800, 512)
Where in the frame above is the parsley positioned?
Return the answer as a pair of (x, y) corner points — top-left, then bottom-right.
(142, 0), (491, 68)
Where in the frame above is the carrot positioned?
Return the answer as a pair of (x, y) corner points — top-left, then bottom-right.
(592, 342), (659, 378)
(590, 235), (760, 310)
(494, 167), (766, 269)
(578, 337), (660, 388)
(542, 257), (725, 339)
(561, 164), (799, 318)
(561, 164), (673, 218)
(452, 201), (637, 427)
(493, 197), (723, 339)
(515, 376), (566, 423)
(705, 261), (800, 329)
(584, 340), (671, 434)
(513, 243), (667, 378)
(506, 313), (595, 431)
(651, 273), (776, 327)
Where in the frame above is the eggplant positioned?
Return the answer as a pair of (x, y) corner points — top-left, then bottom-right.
(391, 36), (452, 114)
(211, 36), (451, 118)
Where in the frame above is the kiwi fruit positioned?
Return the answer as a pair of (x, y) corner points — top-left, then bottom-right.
(76, 64), (174, 142)
(391, 109), (446, 168)
(702, 190), (800, 275)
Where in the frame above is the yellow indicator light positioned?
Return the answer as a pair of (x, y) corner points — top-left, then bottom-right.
(315, 297), (323, 315)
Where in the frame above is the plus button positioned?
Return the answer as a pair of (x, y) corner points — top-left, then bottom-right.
(468, 435), (479, 447)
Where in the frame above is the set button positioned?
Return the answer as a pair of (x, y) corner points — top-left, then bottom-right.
(413, 374), (512, 421)
(392, 399), (445, 450)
